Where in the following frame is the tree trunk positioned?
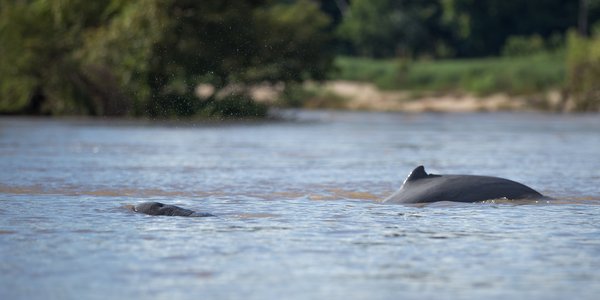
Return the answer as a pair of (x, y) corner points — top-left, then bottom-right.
(579, 0), (589, 36)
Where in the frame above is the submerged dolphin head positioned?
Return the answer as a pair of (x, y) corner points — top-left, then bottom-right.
(384, 165), (545, 204)
(133, 202), (213, 217)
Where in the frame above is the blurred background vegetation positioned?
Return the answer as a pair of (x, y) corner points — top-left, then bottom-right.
(1, 0), (599, 117)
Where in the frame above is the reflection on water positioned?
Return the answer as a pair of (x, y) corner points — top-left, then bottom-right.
(1, 111), (600, 300)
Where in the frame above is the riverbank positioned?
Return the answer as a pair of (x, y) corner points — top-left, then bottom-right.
(269, 53), (573, 113)
(271, 80), (568, 113)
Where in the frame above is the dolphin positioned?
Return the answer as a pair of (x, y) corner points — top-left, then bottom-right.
(383, 166), (545, 204)
(133, 202), (214, 217)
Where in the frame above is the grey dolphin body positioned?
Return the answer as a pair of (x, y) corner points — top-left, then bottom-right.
(133, 202), (214, 217)
(384, 166), (545, 204)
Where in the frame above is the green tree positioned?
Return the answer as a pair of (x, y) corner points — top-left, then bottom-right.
(77, 0), (167, 116)
(146, 0), (333, 117)
(442, 0), (581, 57)
(0, 0), (116, 115)
(337, 0), (451, 58)
(0, 0), (334, 117)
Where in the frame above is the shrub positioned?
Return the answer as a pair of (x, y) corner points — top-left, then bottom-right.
(565, 30), (600, 111)
(502, 35), (546, 57)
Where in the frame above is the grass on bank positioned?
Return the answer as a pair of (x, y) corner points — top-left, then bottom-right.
(333, 52), (565, 96)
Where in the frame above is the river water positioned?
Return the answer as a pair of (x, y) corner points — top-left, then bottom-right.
(1, 110), (599, 299)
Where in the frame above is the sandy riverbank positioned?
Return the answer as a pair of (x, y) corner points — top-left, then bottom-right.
(243, 80), (568, 113)
(311, 81), (567, 112)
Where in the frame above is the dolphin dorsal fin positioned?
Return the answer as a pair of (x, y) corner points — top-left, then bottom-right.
(405, 165), (428, 182)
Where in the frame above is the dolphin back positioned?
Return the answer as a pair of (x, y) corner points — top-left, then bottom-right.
(384, 166), (544, 204)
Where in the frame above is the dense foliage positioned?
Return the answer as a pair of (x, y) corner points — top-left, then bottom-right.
(337, 0), (451, 58)
(337, 0), (599, 58)
(0, 0), (332, 116)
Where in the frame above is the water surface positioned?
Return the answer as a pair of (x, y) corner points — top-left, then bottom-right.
(1, 111), (599, 299)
